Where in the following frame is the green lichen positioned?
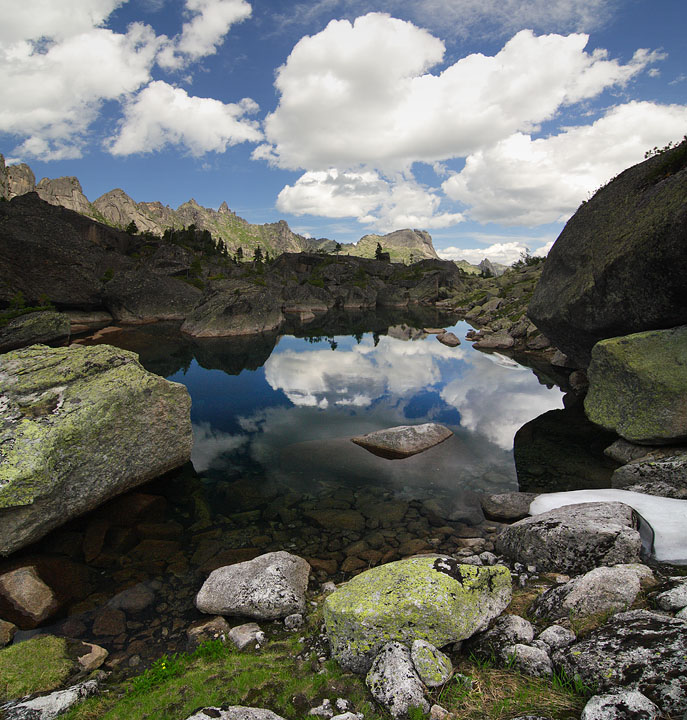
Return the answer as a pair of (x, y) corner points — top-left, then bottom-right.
(323, 557), (511, 672)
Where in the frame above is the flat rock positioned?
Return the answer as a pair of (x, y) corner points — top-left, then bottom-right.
(584, 326), (687, 444)
(323, 556), (511, 673)
(0, 344), (192, 556)
(611, 452), (687, 498)
(351, 423), (453, 459)
(196, 551), (310, 620)
(185, 709), (287, 720)
(581, 691), (660, 720)
(481, 492), (538, 521)
(553, 610), (687, 717)
(495, 502), (641, 574)
(472, 330), (515, 350)
(2, 678), (99, 720)
(0, 311), (70, 353)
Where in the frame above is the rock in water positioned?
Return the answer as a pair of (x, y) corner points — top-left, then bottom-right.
(323, 556), (511, 672)
(527, 139), (687, 367)
(0, 344), (192, 556)
(195, 551), (310, 620)
(495, 502), (641, 574)
(584, 326), (687, 445)
(351, 423), (453, 459)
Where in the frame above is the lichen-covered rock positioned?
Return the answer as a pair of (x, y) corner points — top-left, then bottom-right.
(0, 344), (192, 556)
(466, 614), (534, 662)
(495, 502), (641, 574)
(536, 625), (576, 651)
(530, 566), (642, 621)
(195, 551), (310, 620)
(410, 640), (453, 688)
(323, 556), (511, 673)
(366, 642), (429, 719)
(528, 140), (687, 367)
(654, 577), (687, 612)
(611, 451), (687, 498)
(185, 708), (287, 720)
(581, 691), (660, 720)
(1, 678), (100, 720)
(584, 326), (687, 444)
(502, 643), (553, 678)
(553, 610), (687, 717)
(0, 311), (70, 353)
(351, 423), (453, 459)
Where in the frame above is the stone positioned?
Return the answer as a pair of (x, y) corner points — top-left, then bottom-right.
(429, 705), (452, 720)
(186, 616), (231, 649)
(530, 566), (642, 621)
(304, 509), (366, 533)
(604, 439), (661, 465)
(481, 492), (538, 521)
(1, 678), (99, 720)
(76, 642), (108, 672)
(185, 708), (287, 720)
(229, 622), (265, 650)
(309, 699), (333, 717)
(351, 423), (453, 459)
(366, 642), (429, 719)
(0, 311), (71, 353)
(553, 610), (687, 717)
(584, 326), (687, 444)
(466, 614), (535, 661)
(436, 332), (460, 347)
(655, 577), (687, 612)
(196, 551), (310, 620)
(92, 607), (126, 636)
(0, 566), (59, 628)
(0, 344), (192, 556)
(284, 613), (304, 630)
(495, 502), (641, 574)
(528, 140), (687, 367)
(410, 639), (453, 687)
(502, 644), (553, 677)
(581, 691), (660, 720)
(472, 330), (515, 350)
(323, 556), (511, 673)
(0, 618), (17, 647)
(536, 625), (576, 651)
(611, 452), (687, 498)
(107, 583), (155, 613)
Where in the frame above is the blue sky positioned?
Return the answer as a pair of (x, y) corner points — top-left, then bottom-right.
(1, 0), (685, 264)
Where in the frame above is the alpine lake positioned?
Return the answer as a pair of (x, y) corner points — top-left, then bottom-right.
(9, 309), (614, 672)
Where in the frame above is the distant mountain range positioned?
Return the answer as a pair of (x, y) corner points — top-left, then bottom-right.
(0, 153), (492, 271)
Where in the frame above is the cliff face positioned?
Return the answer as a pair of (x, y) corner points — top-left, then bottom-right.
(341, 229), (440, 262)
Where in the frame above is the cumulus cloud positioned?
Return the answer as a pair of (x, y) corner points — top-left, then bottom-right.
(259, 18), (658, 172)
(442, 101), (687, 225)
(438, 239), (554, 266)
(0, 0), (256, 159)
(109, 80), (262, 156)
(158, 0), (252, 69)
(276, 169), (463, 232)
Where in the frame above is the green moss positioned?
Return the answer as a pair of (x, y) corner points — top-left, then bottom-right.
(0, 635), (75, 701)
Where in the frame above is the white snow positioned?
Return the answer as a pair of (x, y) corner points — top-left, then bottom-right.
(529, 489), (687, 565)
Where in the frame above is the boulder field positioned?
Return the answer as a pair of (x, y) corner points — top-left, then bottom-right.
(0, 343), (192, 556)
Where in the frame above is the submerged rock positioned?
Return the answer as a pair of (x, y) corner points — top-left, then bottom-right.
(0, 344), (192, 556)
(195, 551), (310, 620)
(584, 326), (687, 445)
(323, 556), (511, 673)
(495, 502), (641, 574)
(351, 423), (453, 459)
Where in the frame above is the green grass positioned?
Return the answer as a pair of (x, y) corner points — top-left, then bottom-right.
(0, 635), (75, 701)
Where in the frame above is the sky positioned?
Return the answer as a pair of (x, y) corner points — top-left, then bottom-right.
(1, 0), (686, 264)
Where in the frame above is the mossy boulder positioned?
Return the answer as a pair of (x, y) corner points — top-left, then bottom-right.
(528, 139), (687, 367)
(0, 311), (71, 353)
(0, 344), (192, 555)
(323, 556), (511, 673)
(584, 325), (687, 444)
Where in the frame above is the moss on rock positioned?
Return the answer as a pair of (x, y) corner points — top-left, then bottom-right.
(323, 556), (511, 673)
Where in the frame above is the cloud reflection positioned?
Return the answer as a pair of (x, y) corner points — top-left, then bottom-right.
(191, 421), (248, 473)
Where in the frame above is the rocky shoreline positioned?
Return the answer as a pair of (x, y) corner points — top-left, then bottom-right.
(1, 141), (686, 719)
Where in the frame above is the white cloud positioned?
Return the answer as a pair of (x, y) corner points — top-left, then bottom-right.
(109, 80), (262, 156)
(191, 421), (247, 472)
(442, 101), (687, 225)
(260, 19), (657, 172)
(158, 0), (252, 69)
(276, 169), (464, 232)
(0, 20), (162, 159)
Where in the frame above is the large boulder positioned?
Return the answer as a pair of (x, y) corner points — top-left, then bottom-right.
(584, 326), (687, 445)
(195, 551), (310, 620)
(528, 139), (687, 367)
(553, 610), (687, 717)
(323, 556), (511, 673)
(495, 502), (641, 574)
(0, 311), (70, 353)
(0, 344), (192, 555)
